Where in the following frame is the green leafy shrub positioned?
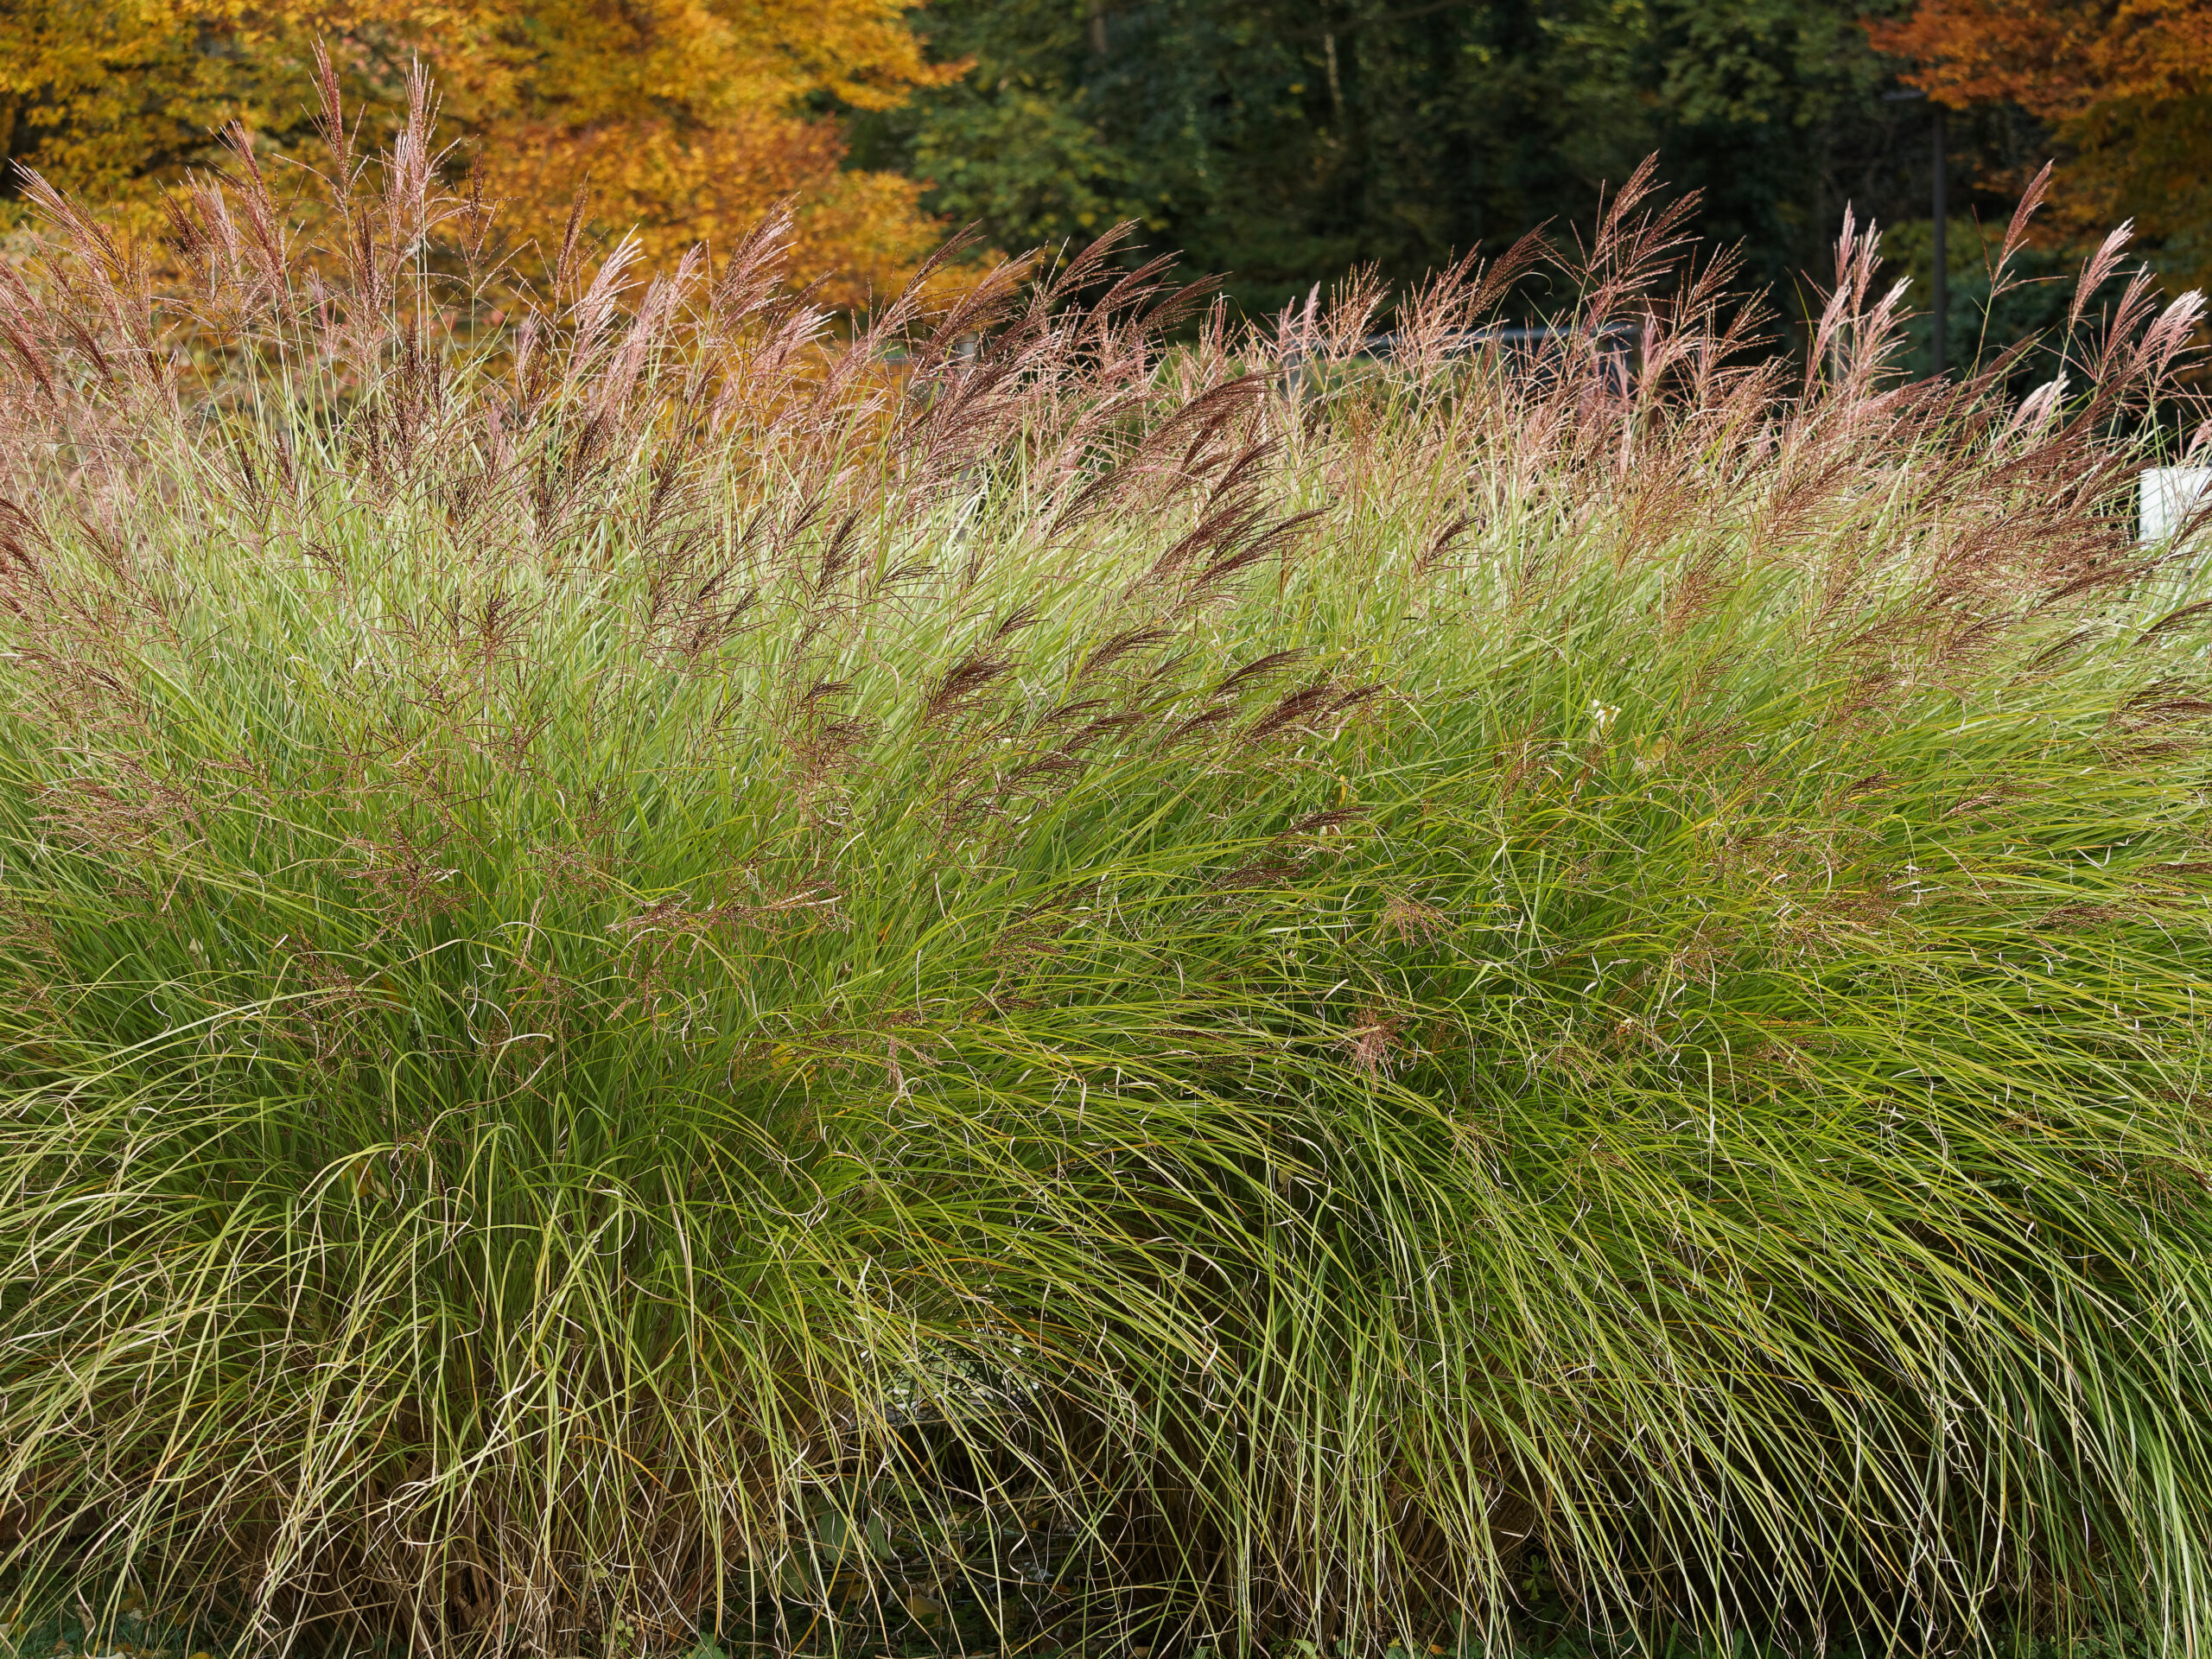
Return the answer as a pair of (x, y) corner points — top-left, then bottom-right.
(3, 99), (2212, 1658)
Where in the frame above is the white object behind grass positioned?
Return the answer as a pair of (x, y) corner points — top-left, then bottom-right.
(2140, 467), (2211, 543)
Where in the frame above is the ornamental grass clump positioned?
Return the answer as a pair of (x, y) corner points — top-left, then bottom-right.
(3, 75), (2212, 1658)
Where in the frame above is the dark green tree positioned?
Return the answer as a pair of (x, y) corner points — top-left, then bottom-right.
(851, 0), (2003, 324)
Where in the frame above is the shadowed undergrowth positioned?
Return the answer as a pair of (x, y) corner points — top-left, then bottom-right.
(4, 79), (2212, 1659)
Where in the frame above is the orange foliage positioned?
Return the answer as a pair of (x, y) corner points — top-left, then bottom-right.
(1867, 0), (2212, 283)
(0, 0), (961, 301)
(1868, 0), (2210, 116)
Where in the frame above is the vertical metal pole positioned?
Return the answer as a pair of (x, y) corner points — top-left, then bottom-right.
(1931, 102), (1947, 378)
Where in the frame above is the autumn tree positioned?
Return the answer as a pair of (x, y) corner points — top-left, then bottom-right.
(1868, 0), (2212, 285)
(0, 0), (961, 299)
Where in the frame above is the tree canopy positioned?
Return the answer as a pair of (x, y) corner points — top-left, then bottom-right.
(848, 0), (1956, 319)
(2, 0), (2197, 327)
(1869, 0), (2211, 286)
(0, 0), (958, 299)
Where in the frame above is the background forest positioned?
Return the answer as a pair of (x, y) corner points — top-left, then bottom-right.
(856, 0), (1961, 320)
(2, 0), (2206, 347)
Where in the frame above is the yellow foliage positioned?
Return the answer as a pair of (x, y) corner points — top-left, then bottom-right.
(0, 0), (961, 300)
